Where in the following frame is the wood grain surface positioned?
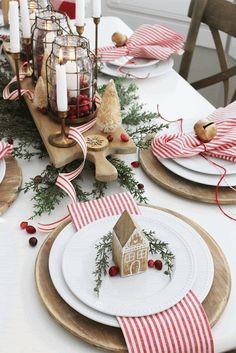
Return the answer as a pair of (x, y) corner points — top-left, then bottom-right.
(0, 155), (22, 215)
(3, 44), (136, 181)
(139, 146), (236, 204)
(35, 205), (231, 352)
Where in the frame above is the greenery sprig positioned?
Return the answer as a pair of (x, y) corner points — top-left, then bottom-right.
(93, 229), (175, 295)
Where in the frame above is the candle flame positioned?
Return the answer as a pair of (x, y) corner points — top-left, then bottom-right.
(59, 48), (63, 65)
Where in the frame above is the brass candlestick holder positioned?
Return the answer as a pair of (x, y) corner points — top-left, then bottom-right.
(93, 17), (100, 87)
(21, 37), (33, 77)
(76, 25), (85, 37)
(12, 52), (22, 101)
(48, 111), (76, 148)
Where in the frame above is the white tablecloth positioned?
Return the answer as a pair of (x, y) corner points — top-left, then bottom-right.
(0, 17), (235, 353)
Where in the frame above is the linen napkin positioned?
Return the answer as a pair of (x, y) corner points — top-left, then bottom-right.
(98, 24), (184, 62)
(152, 101), (236, 162)
(68, 192), (214, 353)
(0, 141), (13, 160)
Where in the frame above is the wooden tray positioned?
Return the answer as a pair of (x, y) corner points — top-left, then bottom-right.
(140, 146), (236, 204)
(35, 205), (231, 352)
(3, 44), (136, 181)
(0, 155), (22, 215)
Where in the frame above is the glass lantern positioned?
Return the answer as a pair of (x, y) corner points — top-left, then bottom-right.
(46, 35), (97, 125)
(28, 0), (50, 28)
(32, 9), (71, 81)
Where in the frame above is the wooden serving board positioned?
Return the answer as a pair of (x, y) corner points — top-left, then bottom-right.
(3, 44), (136, 181)
(140, 146), (236, 204)
(35, 205), (231, 352)
(0, 155), (22, 215)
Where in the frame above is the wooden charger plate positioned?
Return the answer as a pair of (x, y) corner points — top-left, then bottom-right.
(35, 205), (231, 352)
(140, 146), (236, 204)
(0, 155), (22, 215)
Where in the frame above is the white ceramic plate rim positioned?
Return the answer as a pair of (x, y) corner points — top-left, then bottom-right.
(62, 213), (197, 317)
(0, 159), (6, 185)
(109, 56), (160, 69)
(100, 57), (173, 79)
(49, 207), (214, 326)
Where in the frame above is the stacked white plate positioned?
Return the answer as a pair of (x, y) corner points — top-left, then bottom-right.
(158, 118), (236, 187)
(100, 56), (174, 79)
(48, 206), (214, 327)
(0, 159), (6, 185)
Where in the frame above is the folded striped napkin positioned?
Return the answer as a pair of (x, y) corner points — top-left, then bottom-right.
(98, 24), (184, 62)
(152, 101), (236, 162)
(0, 141), (13, 160)
(68, 192), (214, 353)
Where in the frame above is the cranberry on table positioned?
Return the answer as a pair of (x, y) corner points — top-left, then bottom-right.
(148, 259), (155, 268)
(107, 134), (113, 142)
(131, 161), (140, 168)
(109, 266), (119, 277)
(7, 137), (14, 145)
(20, 221), (28, 229)
(138, 183), (144, 190)
(26, 225), (36, 234)
(29, 237), (38, 247)
(155, 260), (163, 270)
(120, 133), (129, 142)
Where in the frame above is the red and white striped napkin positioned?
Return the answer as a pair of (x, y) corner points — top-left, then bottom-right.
(98, 24), (184, 62)
(152, 101), (236, 162)
(0, 141), (13, 160)
(68, 192), (214, 353)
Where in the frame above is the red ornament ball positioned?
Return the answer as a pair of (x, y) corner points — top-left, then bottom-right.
(20, 221), (28, 229)
(120, 133), (129, 142)
(155, 260), (163, 270)
(148, 260), (155, 268)
(109, 266), (119, 277)
(26, 225), (36, 234)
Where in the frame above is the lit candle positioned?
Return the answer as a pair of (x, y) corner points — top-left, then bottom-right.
(92, 0), (101, 18)
(65, 51), (80, 97)
(56, 49), (68, 112)
(19, 0), (31, 38)
(75, 0), (85, 26)
(9, 1), (20, 53)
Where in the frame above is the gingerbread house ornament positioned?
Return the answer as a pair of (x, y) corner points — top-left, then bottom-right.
(112, 210), (149, 277)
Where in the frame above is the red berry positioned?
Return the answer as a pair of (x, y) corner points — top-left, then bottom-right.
(109, 266), (119, 277)
(148, 260), (155, 268)
(70, 97), (77, 105)
(120, 133), (129, 142)
(131, 161), (140, 168)
(20, 221), (28, 229)
(7, 137), (13, 145)
(155, 260), (163, 270)
(29, 237), (38, 247)
(26, 225), (36, 234)
(69, 105), (77, 113)
(138, 183), (144, 190)
(107, 134), (113, 142)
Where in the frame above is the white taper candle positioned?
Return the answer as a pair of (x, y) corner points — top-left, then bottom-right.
(19, 0), (31, 38)
(75, 0), (85, 26)
(9, 1), (20, 53)
(56, 50), (68, 112)
(92, 0), (101, 18)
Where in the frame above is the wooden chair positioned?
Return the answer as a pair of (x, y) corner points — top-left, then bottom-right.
(179, 0), (236, 106)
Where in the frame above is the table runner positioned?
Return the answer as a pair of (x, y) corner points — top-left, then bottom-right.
(68, 192), (214, 353)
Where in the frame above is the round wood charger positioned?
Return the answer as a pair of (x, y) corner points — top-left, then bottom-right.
(139, 146), (236, 204)
(0, 155), (22, 215)
(35, 205), (231, 352)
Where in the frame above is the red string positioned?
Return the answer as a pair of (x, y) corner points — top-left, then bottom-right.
(117, 59), (151, 80)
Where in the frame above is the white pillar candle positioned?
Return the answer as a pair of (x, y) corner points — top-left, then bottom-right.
(19, 0), (31, 38)
(92, 0), (101, 18)
(9, 1), (20, 53)
(56, 50), (68, 112)
(65, 60), (80, 97)
(75, 0), (85, 26)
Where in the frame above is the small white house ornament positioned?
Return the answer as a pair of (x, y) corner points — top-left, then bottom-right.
(112, 210), (149, 277)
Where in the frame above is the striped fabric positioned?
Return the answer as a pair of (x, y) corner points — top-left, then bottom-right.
(98, 24), (184, 62)
(152, 101), (236, 162)
(0, 141), (13, 160)
(3, 62), (34, 101)
(68, 193), (214, 353)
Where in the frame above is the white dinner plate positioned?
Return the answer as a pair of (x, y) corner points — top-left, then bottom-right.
(159, 157), (236, 186)
(0, 159), (6, 184)
(100, 57), (173, 79)
(49, 207), (214, 326)
(62, 212), (197, 317)
(161, 118), (236, 175)
(109, 56), (159, 69)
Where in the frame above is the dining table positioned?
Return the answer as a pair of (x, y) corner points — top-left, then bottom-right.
(0, 16), (236, 353)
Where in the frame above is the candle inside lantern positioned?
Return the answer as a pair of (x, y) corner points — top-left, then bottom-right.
(65, 50), (80, 97)
(75, 0), (85, 26)
(56, 49), (68, 112)
(20, 0), (31, 38)
(92, 0), (101, 18)
(9, 1), (20, 53)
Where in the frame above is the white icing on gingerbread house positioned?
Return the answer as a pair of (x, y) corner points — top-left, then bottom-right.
(112, 210), (149, 277)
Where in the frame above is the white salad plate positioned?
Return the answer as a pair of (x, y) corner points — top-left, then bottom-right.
(62, 213), (196, 317)
(0, 159), (6, 185)
(49, 207), (214, 326)
(109, 56), (159, 69)
(100, 57), (173, 79)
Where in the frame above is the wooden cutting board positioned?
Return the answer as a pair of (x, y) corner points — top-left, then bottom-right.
(0, 155), (22, 215)
(3, 43), (136, 181)
(35, 205), (231, 352)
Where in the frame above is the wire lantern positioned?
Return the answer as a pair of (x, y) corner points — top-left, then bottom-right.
(46, 34), (97, 125)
